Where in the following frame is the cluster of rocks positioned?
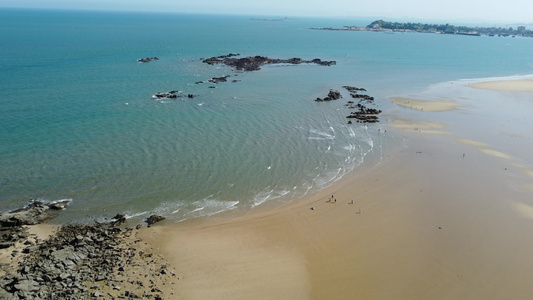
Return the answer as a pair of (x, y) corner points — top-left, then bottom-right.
(313, 86), (382, 124)
(314, 90), (342, 102)
(342, 86), (382, 123)
(152, 91), (195, 100)
(137, 57), (159, 63)
(0, 202), (171, 299)
(202, 53), (336, 71)
(346, 106), (382, 123)
(152, 91), (181, 99)
(145, 53), (335, 102)
(195, 75), (235, 85)
(1, 201), (69, 249)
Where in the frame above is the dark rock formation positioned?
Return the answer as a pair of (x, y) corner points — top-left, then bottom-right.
(315, 90), (342, 102)
(145, 215), (165, 227)
(342, 85), (366, 92)
(0, 224), (169, 299)
(202, 54), (336, 71)
(152, 90), (181, 100)
(346, 107), (382, 123)
(208, 75), (230, 84)
(137, 57), (159, 63)
(0, 202), (174, 299)
(1, 200), (70, 228)
(313, 85), (382, 124)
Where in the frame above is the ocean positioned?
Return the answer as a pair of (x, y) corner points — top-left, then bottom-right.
(1, 9), (533, 223)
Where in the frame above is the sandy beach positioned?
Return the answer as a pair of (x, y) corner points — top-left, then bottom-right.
(134, 79), (533, 299)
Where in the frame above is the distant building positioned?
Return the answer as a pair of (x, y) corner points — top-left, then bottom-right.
(518, 26), (526, 33)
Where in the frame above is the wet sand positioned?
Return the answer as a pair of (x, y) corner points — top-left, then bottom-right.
(139, 129), (533, 299)
(136, 79), (533, 299)
(469, 79), (533, 92)
(389, 97), (464, 111)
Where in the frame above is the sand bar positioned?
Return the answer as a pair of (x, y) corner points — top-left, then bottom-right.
(469, 79), (533, 92)
(390, 118), (450, 135)
(456, 138), (489, 147)
(390, 97), (464, 111)
(479, 148), (512, 159)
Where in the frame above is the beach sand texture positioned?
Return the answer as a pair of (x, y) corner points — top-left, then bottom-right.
(469, 79), (533, 92)
(137, 79), (533, 299)
(389, 97), (464, 111)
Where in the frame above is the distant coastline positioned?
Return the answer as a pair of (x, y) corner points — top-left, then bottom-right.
(312, 19), (533, 38)
(251, 17), (295, 21)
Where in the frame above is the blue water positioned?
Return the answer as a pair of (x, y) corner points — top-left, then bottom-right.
(2, 9), (533, 223)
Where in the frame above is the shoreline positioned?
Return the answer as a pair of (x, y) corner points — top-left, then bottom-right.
(140, 123), (533, 299)
(2, 77), (533, 299)
(137, 77), (533, 299)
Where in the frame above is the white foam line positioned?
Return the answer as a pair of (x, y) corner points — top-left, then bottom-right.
(125, 211), (149, 219)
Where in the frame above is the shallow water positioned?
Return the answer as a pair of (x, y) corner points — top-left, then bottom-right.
(1, 9), (532, 223)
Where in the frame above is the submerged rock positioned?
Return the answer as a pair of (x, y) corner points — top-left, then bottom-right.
(137, 57), (159, 63)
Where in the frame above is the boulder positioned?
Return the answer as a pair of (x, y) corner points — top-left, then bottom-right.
(145, 215), (165, 227)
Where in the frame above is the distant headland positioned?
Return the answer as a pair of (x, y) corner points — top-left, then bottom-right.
(312, 20), (533, 38)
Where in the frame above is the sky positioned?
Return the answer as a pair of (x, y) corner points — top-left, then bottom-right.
(1, 0), (532, 25)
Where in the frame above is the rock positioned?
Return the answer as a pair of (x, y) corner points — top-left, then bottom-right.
(208, 75), (230, 84)
(22, 245), (40, 253)
(0, 287), (14, 300)
(0, 202), (49, 227)
(137, 57), (159, 63)
(110, 214), (126, 227)
(48, 200), (70, 210)
(145, 215), (165, 227)
(315, 90), (341, 102)
(14, 279), (40, 292)
(152, 91), (182, 100)
(0, 242), (14, 249)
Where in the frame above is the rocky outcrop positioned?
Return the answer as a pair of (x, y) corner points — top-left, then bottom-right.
(208, 75), (230, 84)
(202, 54), (336, 71)
(313, 85), (383, 124)
(145, 215), (165, 227)
(342, 86), (382, 123)
(346, 106), (382, 123)
(0, 203), (175, 299)
(314, 90), (342, 102)
(152, 91), (181, 99)
(0, 224), (171, 299)
(0, 200), (69, 228)
(137, 57), (159, 63)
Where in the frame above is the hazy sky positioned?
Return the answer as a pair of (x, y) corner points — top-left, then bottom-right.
(2, 0), (532, 24)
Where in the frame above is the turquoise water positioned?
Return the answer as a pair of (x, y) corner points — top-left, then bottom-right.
(2, 9), (533, 223)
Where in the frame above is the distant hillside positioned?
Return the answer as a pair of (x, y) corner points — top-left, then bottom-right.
(367, 20), (532, 37)
(312, 20), (532, 38)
